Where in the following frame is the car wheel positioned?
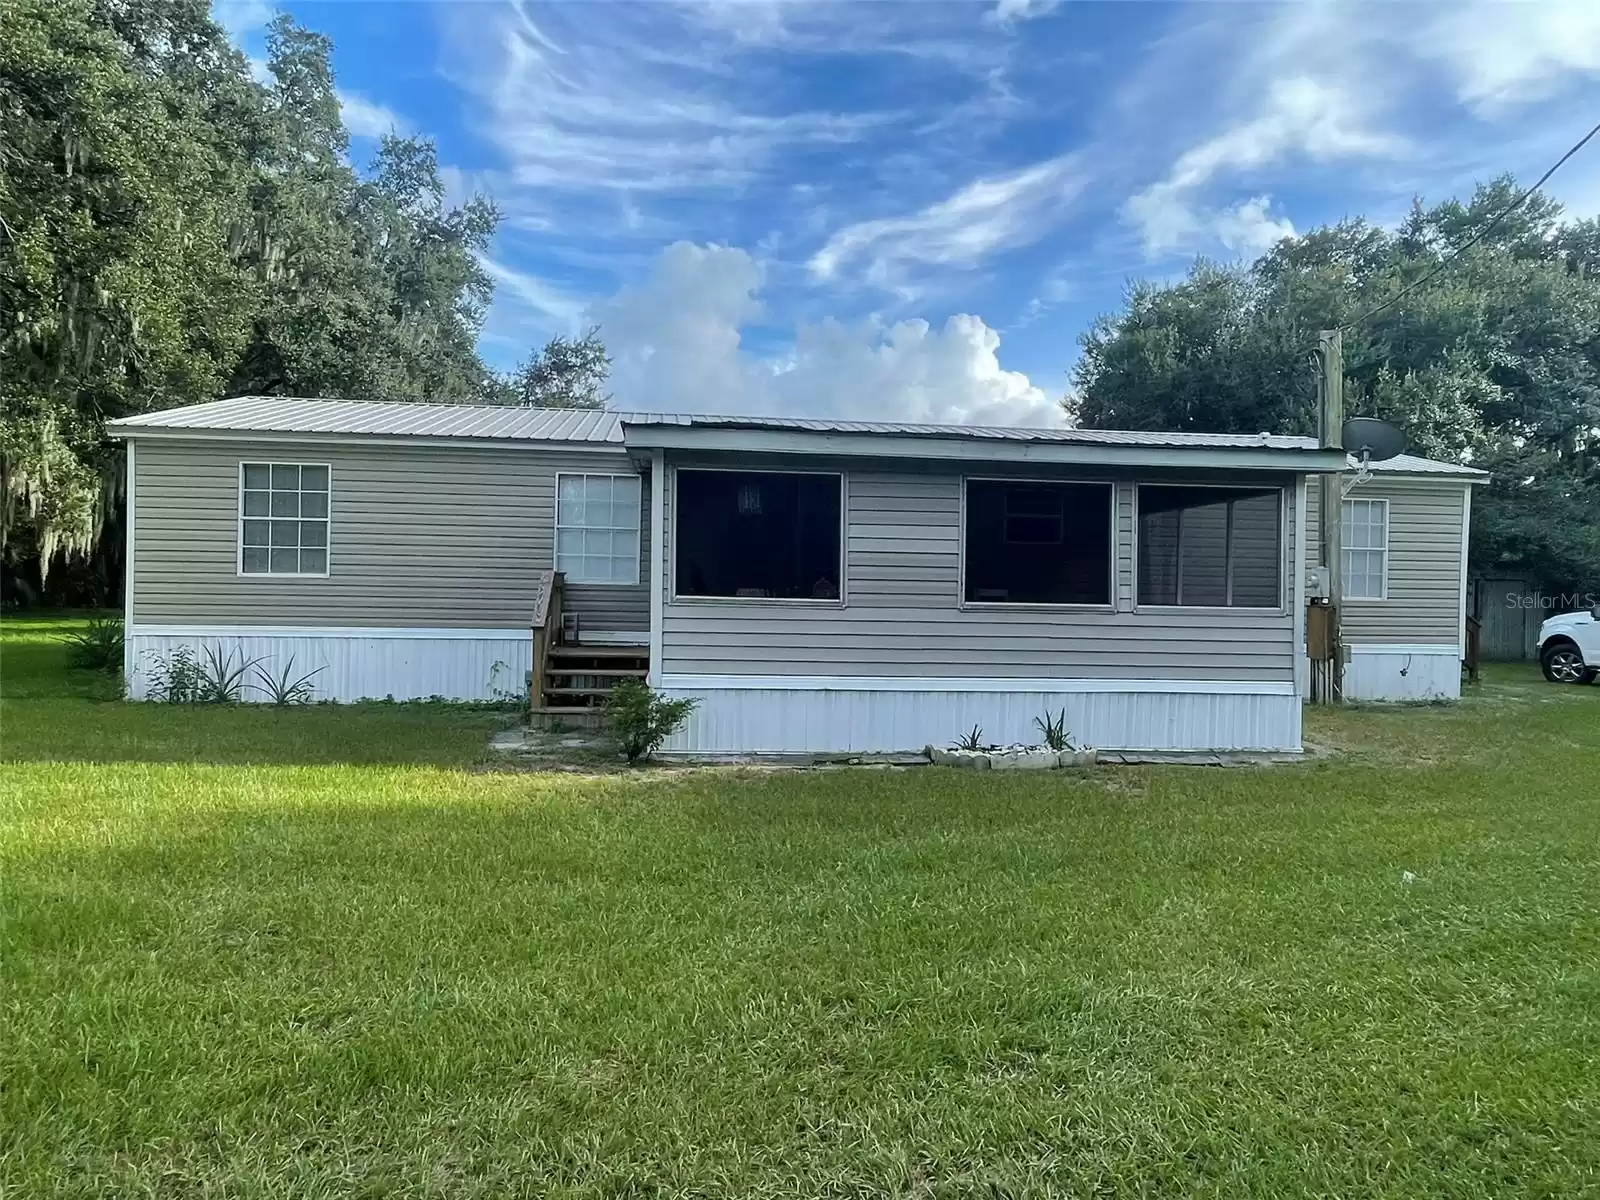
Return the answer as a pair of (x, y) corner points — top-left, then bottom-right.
(1541, 643), (1591, 684)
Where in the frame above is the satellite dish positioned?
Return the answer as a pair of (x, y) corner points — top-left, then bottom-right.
(1341, 417), (1406, 462)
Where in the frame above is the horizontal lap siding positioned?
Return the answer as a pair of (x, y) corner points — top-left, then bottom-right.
(134, 438), (649, 629)
(662, 465), (1295, 681)
(1305, 480), (1466, 644)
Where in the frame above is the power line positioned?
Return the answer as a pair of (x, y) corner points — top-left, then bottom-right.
(1344, 117), (1600, 331)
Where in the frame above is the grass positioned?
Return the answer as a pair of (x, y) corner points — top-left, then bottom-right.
(3, 615), (1599, 1197)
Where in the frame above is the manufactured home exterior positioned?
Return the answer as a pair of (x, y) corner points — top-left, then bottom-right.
(109, 397), (1479, 753)
(1304, 458), (1484, 702)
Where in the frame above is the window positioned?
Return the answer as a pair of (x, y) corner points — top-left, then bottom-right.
(964, 480), (1112, 605)
(556, 474), (641, 585)
(239, 463), (329, 576)
(1342, 497), (1388, 600)
(675, 470), (842, 600)
(1137, 485), (1281, 608)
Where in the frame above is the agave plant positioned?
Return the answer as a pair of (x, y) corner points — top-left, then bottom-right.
(952, 724), (985, 752)
(62, 617), (124, 673)
(251, 656), (325, 705)
(1033, 708), (1075, 753)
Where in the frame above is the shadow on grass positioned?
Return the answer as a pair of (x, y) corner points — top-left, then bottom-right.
(2, 613), (520, 767)
(1, 697), (517, 767)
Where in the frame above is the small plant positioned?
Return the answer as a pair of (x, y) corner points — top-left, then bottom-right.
(952, 725), (985, 752)
(252, 656), (325, 705)
(603, 679), (698, 764)
(62, 617), (124, 673)
(143, 644), (262, 703)
(144, 645), (202, 703)
(1033, 708), (1075, 753)
(195, 645), (262, 703)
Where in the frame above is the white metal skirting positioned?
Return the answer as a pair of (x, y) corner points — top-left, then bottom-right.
(127, 626), (533, 702)
(1343, 644), (1462, 702)
(657, 676), (1302, 753)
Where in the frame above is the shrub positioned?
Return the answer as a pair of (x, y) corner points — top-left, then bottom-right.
(603, 680), (698, 764)
(144, 646), (203, 703)
(144, 644), (262, 704)
(62, 617), (124, 673)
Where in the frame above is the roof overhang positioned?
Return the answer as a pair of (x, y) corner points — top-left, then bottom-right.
(621, 424), (1349, 473)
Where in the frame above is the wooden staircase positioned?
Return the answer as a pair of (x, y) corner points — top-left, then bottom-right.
(527, 570), (649, 725)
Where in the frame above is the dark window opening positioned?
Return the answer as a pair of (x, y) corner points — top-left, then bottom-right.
(964, 481), (1111, 605)
(675, 470), (842, 600)
(1137, 486), (1281, 608)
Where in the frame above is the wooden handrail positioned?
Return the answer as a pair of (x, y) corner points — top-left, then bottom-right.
(529, 570), (565, 710)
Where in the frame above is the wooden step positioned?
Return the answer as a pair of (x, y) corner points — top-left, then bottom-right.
(547, 666), (648, 678)
(549, 644), (648, 658)
(545, 687), (623, 697)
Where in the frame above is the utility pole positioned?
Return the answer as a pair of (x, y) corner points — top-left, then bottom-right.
(1317, 329), (1344, 701)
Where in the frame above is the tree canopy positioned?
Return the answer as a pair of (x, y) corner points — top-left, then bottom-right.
(1071, 179), (1600, 594)
(1, 0), (503, 595)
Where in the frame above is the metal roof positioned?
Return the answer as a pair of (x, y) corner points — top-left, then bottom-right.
(620, 411), (1322, 450)
(106, 396), (1484, 475)
(1356, 452), (1488, 478)
(108, 395), (634, 443)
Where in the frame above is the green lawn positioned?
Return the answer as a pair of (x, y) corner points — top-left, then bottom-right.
(3, 616), (1599, 1198)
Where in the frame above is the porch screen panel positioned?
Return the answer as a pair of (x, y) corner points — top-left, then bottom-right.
(1137, 485), (1281, 608)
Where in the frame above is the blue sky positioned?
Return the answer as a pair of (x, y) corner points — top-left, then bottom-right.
(216, 0), (1600, 424)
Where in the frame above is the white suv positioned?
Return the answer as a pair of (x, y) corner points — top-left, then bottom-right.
(1539, 606), (1600, 684)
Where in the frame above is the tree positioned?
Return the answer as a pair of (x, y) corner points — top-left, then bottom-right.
(1, 3), (505, 597)
(1, 0), (257, 590)
(502, 327), (611, 409)
(1071, 178), (1600, 595)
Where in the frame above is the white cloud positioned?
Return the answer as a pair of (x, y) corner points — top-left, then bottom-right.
(339, 90), (408, 139)
(591, 242), (1058, 425)
(1126, 76), (1404, 256)
(1211, 196), (1295, 257)
(213, 0), (274, 41)
(1426, 0), (1600, 113)
(445, 1), (881, 194)
(989, 0), (1060, 25)
(477, 254), (588, 331)
(810, 153), (1085, 291)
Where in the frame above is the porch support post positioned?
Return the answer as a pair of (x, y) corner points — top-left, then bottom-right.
(648, 448), (664, 687)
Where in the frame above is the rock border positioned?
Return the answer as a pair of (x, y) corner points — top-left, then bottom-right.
(926, 745), (1097, 770)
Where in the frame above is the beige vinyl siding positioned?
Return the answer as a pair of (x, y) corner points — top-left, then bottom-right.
(661, 464), (1298, 681)
(132, 437), (649, 630)
(1305, 478), (1467, 644)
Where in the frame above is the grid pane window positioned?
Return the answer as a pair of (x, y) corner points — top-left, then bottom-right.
(555, 474), (641, 585)
(239, 462), (330, 575)
(1342, 498), (1388, 600)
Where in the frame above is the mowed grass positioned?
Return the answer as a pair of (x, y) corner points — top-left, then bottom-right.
(3, 616), (1599, 1197)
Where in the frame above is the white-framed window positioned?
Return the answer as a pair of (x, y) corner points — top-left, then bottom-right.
(239, 462), (330, 576)
(1342, 497), (1388, 600)
(556, 473), (641, 585)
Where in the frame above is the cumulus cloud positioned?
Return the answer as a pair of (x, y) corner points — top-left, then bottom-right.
(810, 153), (1085, 292)
(339, 90), (408, 139)
(590, 242), (1058, 426)
(1211, 196), (1295, 257)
